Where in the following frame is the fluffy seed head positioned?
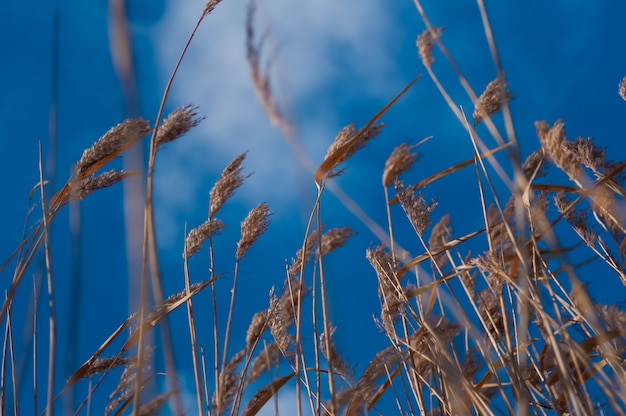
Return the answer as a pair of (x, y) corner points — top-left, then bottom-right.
(69, 170), (136, 202)
(184, 219), (226, 259)
(395, 181), (437, 236)
(383, 143), (419, 187)
(317, 227), (355, 259)
(417, 27), (443, 68)
(75, 118), (151, 180)
(155, 105), (203, 148)
(535, 120), (583, 183)
(473, 76), (512, 126)
(237, 202), (271, 260)
(323, 122), (384, 178)
(210, 153), (249, 218)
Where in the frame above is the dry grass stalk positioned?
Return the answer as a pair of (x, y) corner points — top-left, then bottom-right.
(246, 1), (292, 138)
(344, 345), (403, 414)
(209, 152), (249, 218)
(138, 391), (175, 416)
(366, 245), (403, 336)
(417, 27), (444, 69)
(473, 76), (512, 126)
(383, 142), (420, 187)
(155, 105), (202, 148)
(408, 318), (459, 376)
(82, 356), (137, 379)
(213, 348), (246, 414)
(554, 193), (597, 245)
(320, 326), (354, 381)
(288, 227), (322, 278)
(183, 218), (225, 259)
(242, 373), (295, 416)
(68, 170), (136, 202)
(428, 214), (451, 270)
(237, 202), (271, 260)
(247, 342), (283, 384)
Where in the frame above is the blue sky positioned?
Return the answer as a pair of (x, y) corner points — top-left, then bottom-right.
(2, 0), (626, 414)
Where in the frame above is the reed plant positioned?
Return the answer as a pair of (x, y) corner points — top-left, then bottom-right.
(2, 0), (626, 415)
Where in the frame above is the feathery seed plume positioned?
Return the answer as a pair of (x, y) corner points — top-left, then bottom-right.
(417, 27), (444, 69)
(69, 170), (136, 202)
(317, 227), (355, 258)
(535, 120), (583, 183)
(473, 76), (512, 126)
(236, 202), (271, 260)
(246, 309), (269, 347)
(209, 153), (249, 218)
(619, 76), (626, 101)
(248, 342), (283, 384)
(203, 0), (223, 16)
(320, 326), (354, 380)
(323, 122), (384, 178)
(155, 105), (203, 149)
(184, 219), (226, 259)
(383, 143), (419, 187)
(75, 118), (151, 180)
(395, 181), (437, 236)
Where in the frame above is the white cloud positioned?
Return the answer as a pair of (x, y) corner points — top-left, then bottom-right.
(150, 0), (402, 246)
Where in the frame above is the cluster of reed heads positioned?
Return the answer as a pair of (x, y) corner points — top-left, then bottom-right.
(3, 0), (626, 415)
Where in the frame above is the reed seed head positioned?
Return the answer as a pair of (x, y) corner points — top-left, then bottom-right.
(184, 219), (226, 259)
(417, 27), (443, 68)
(75, 118), (150, 180)
(236, 202), (271, 260)
(317, 227), (355, 259)
(535, 120), (583, 183)
(155, 105), (203, 149)
(323, 122), (384, 178)
(69, 170), (136, 202)
(473, 76), (512, 126)
(209, 152), (249, 218)
(620, 76), (626, 101)
(383, 143), (419, 187)
(246, 309), (269, 347)
(395, 181), (437, 236)
(203, 0), (223, 16)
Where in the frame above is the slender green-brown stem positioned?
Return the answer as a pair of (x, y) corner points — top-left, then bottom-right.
(315, 197), (337, 413)
(38, 145), (57, 416)
(295, 188), (323, 416)
(183, 238), (205, 416)
(133, 9), (208, 415)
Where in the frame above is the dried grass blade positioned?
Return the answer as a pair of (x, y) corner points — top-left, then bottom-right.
(397, 228), (486, 279)
(314, 75), (420, 186)
(122, 279), (213, 353)
(389, 142), (511, 205)
(366, 364), (401, 411)
(110, 375), (154, 416)
(242, 372), (295, 416)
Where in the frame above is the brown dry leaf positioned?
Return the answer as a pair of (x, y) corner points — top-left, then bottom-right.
(242, 372), (295, 416)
